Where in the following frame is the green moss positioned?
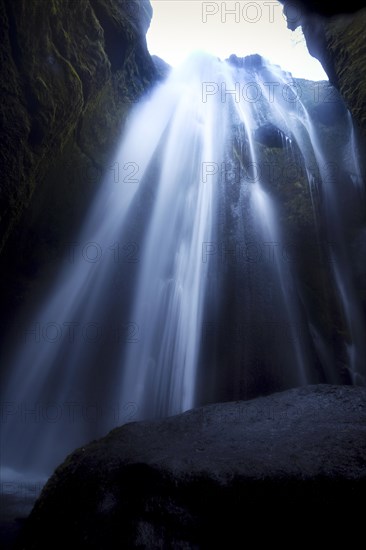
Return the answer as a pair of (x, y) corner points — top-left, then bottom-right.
(325, 9), (366, 132)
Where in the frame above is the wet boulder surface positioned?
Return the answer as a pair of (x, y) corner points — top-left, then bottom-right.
(16, 384), (366, 549)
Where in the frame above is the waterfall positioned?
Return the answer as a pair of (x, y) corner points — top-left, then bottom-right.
(1, 53), (365, 477)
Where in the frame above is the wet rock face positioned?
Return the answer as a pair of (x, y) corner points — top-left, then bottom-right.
(16, 385), (366, 549)
(0, 0), (156, 254)
(254, 123), (288, 148)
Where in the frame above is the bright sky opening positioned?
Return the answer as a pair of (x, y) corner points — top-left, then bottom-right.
(147, 1), (328, 81)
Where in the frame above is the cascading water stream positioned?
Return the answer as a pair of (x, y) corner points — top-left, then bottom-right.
(255, 63), (366, 384)
(230, 65), (310, 384)
(119, 55), (231, 417)
(1, 53), (365, 478)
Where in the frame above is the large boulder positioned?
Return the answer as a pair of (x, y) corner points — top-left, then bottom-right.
(17, 385), (366, 548)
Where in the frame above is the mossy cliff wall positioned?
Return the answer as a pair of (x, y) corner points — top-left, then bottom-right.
(316, 11), (366, 133)
(0, 0), (156, 255)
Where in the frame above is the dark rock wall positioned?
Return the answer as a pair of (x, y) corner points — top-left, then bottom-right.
(322, 11), (366, 132)
(280, 0), (365, 17)
(0, 0), (157, 329)
(0, 0), (156, 255)
(280, 1), (366, 135)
